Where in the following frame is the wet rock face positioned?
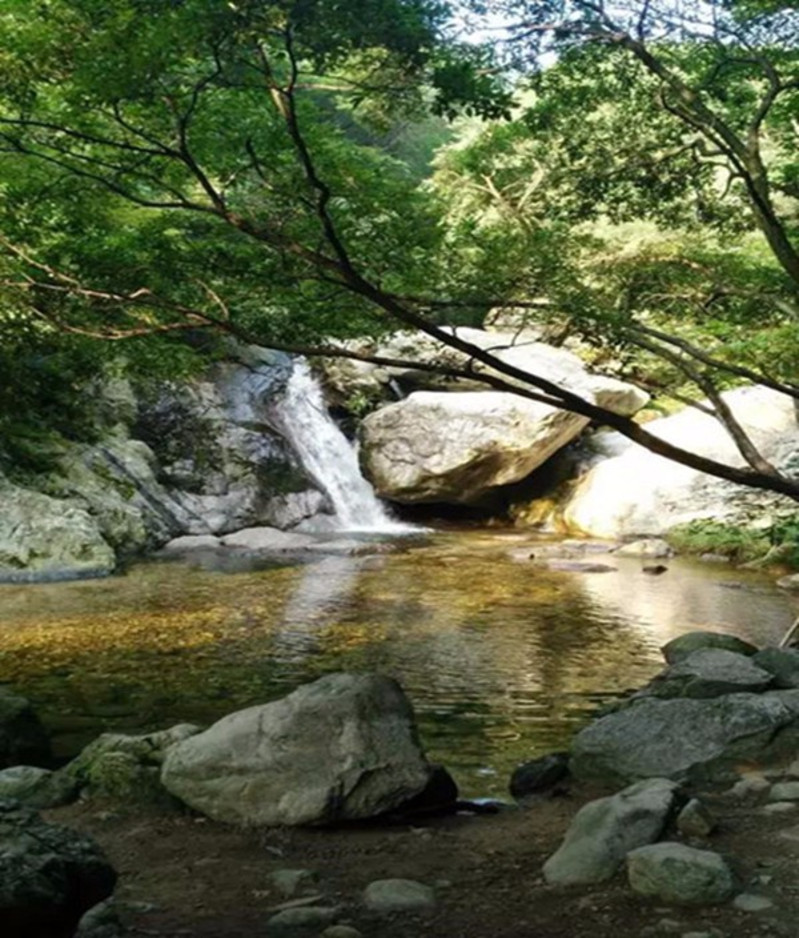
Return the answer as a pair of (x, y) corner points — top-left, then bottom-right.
(161, 672), (434, 826)
(0, 799), (117, 938)
(0, 484), (116, 584)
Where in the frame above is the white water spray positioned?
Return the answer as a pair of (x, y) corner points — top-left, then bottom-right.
(277, 359), (414, 533)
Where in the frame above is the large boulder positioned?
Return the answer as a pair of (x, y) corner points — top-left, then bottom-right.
(0, 799), (117, 938)
(0, 688), (51, 768)
(570, 690), (799, 785)
(560, 385), (799, 537)
(360, 391), (591, 504)
(0, 484), (115, 583)
(356, 329), (647, 505)
(542, 778), (680, 885)
(161, 673), (434, 826)
(360, 352), (646, 506)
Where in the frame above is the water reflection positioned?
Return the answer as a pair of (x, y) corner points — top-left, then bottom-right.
(0, 531), (796, 795)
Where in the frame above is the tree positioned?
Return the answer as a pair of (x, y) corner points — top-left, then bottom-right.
(1, 0), (799, 499)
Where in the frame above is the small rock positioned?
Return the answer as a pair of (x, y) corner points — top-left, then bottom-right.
(661, 632), (758, 665)
(544, 560), (616, 573)
(362, 879), (436, 913)
(75, 899), (124, 938)
(768, 781), (799, 801)
(762, 802), (797, 814)
(266, 906), (340, 936)
(159, 534), (221, 553)
(510, 751), (570, 801)
(680, 932), (724, 938)
(627, 843), (736, 905)
(776, 574), (799, 591)
(616, 538), (672, 558)
(732, 893), (774, 912)
(730, 775), (770, 798)
(268, 870), (318, 898)
(677, 799), (716, 838)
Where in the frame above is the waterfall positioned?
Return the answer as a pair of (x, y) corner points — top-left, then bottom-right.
(276, 359), (414, 533)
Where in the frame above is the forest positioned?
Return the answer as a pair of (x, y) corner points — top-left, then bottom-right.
(0, 0), (797, 498)
(6, 6), (799, 937)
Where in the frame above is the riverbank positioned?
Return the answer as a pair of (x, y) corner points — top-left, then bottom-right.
(45, 771), (799, 938)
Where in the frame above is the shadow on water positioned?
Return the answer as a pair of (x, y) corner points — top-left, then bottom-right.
(1, 529), (797, 795)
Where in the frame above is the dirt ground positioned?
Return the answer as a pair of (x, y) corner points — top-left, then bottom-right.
(47, 777), (799, 938)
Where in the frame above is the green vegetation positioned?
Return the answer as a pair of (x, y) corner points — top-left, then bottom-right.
(668, 515), (799, 566)
(0, 0), (797, 497)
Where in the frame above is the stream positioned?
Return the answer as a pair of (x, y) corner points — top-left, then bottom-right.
(1, 529), (796, 796)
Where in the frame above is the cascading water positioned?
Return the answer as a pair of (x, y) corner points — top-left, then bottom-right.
(276, 359), (414, 533)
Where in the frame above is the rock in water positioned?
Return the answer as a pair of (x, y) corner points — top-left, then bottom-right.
(543, 778), (680, 885)
(626, 843), (736, 905)
(0, 799), (117, 937)
(0, 688), (51, 769)
(510, 752), (570, 801)
(161, 673), (433, 826)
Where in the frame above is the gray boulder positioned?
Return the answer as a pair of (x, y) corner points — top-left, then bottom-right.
(0, 484), (115, 583)
(752, 647), (799, 689)
(570, 691), (799, 785)
(0, 688), (51, 769)
(661, 632), (758, 665)
(0, 766), (78, 809)
(542, 778), (681, 885)
(626, 843), (736, 905)
(359, 332), (646, 505)
(642, 650), (772, 700)
(161, 673), (434, 826)
(0, 799), (117, 937)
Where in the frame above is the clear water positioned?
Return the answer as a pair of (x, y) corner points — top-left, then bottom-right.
(0, 530), (796, 796)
